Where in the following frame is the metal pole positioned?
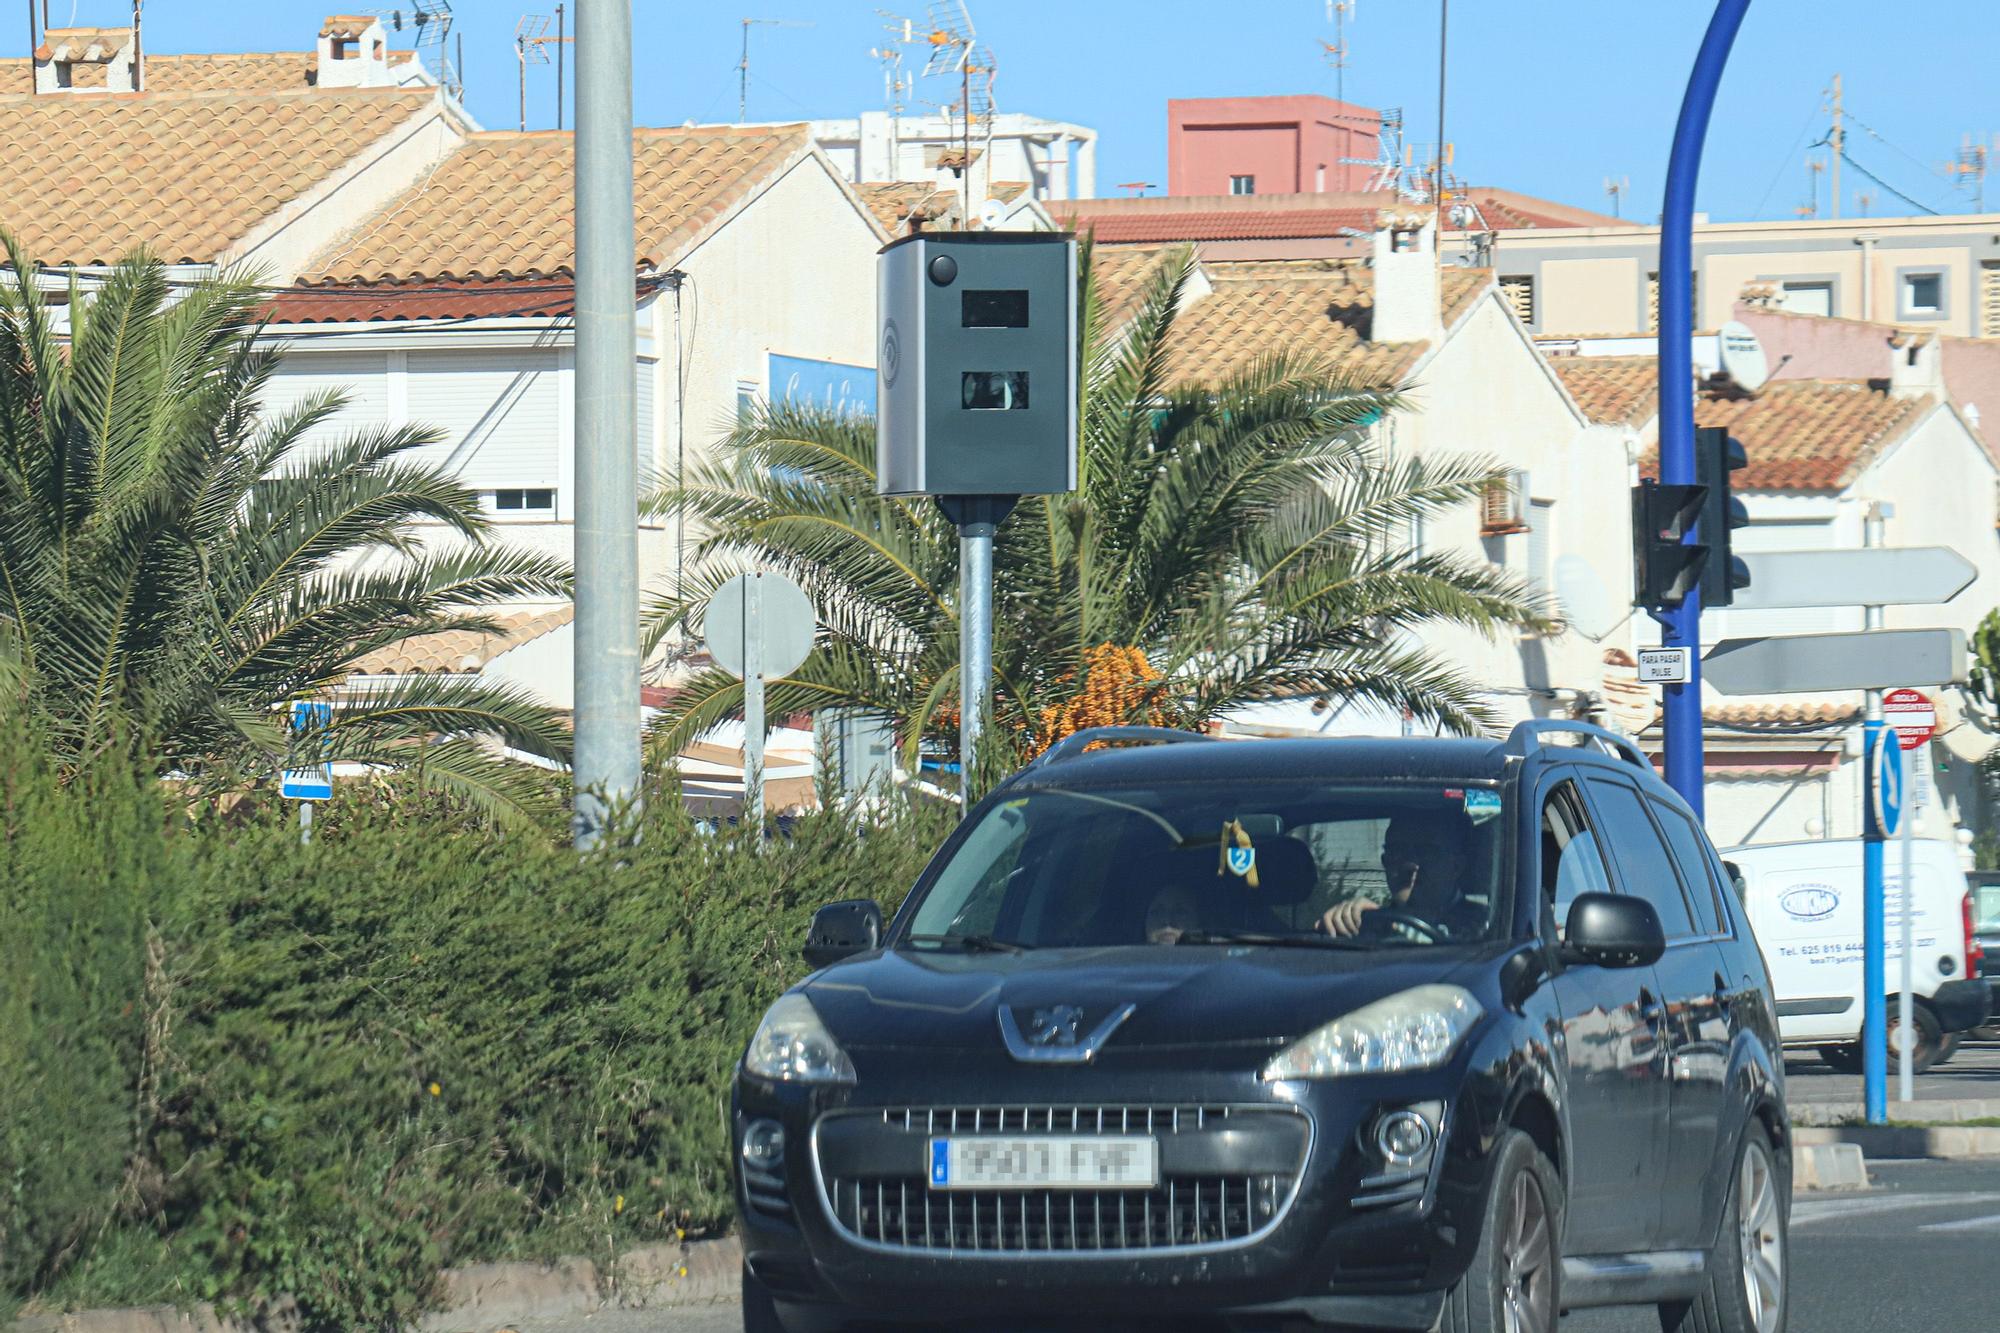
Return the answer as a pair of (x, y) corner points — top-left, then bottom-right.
(1433, 0), (1448, 234)
(1898, 744), (1917, 1103)
(1657, 0), (1752, 819)
(299, 800), (313, 847)
(1829, 73), (1843, 221)
(556, 3), (566, 132)
(738, 18), (749, 122)
(1862, 500), (1887, 1118)
(744, 574), (766, 829)
(517, 37), (527, 132)
(572, 0), (641, 849)
(25, 0), (36, 97)
(959, 519), (993, 808)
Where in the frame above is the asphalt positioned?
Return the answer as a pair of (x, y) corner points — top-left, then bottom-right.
(509, 1160), (2000, 1333)
(1782, 1034), (2000, 1107)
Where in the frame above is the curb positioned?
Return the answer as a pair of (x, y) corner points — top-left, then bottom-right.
(1791, 1141), (1869, 1191)
(11, 1236), (743, 1333)
(1796, 1124), (2000, 1160)
(1791, 1097), (2000, 1127)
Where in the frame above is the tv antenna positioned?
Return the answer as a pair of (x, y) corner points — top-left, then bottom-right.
(512, 14), (571, 132)
(1321, 0), (1355, 107)
(918, 2), (995, 224)
(1117, 180), (1156, 196)
(1603, 175), (1630, 219)
(739, 16), (815, 123)
(870, 12), (918, 183)
(371, 1), (459, 99)
(1950, 133), (1994, 213)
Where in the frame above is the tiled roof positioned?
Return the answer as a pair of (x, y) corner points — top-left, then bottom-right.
(265, 278), (587, 324)
(0, 87), (436, 267)
(1705, 702), (1857, 729)
(1453, 188), (1625, 231)
(1159, 261), (1492, 390)
(856, 182), (954, 236)
(1087, 243), (1186, 328)
(0, 50), (416, 93)
(1056, 201), (1377, 244)
(1584, 359), (1933, 491)
(348, 607), (573, 676)
(1548, 355), (1658, 428)
(313, 125), (810, 282)
(321, 16), (378, 40)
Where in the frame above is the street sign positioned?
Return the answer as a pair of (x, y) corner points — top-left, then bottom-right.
(1883, 687), (1937, 751)
(1636, 646), (1692, 684)
(706, 572), (814, 680)
(705, 571), (817, 828)
(281, 700), (333, 801)
(1702, 628), (1967, 696)
(1727, 547), (1976, 611)
(1870, 725), (1905, 840)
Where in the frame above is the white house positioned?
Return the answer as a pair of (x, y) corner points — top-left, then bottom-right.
(1551, 338), (2000, 848)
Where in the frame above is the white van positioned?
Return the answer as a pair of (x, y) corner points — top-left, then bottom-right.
(1724, 837), (1989, 1072)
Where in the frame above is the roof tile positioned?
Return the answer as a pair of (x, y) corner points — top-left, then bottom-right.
(0, 86), (435, 266)
(348, 607), (573, 676)
(0, 49), (416, 94)
(313, 125), (810, 282)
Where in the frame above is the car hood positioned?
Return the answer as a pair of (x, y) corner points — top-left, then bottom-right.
(801, 944), (1484, 1052)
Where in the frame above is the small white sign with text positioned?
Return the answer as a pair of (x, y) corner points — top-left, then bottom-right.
(1637, 646), (1692, 685)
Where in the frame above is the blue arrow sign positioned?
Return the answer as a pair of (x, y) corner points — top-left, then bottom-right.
(281, 700), (333, 801)
(1871, 726), (1904, 840)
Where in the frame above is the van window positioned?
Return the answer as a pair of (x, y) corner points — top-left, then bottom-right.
(1648, 798), (1726, 936)
(1584, 779), (1697, 939)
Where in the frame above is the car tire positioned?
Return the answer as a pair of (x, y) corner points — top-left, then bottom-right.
(1817, 1006), (1945, 1076)
(1436, 1128), (1561, 1333)
(1658, 1122), (1787, 1333)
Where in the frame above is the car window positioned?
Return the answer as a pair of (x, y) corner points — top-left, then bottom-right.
(1584, 779), (1696, 939)
(901, 780), (1512, 950)
(1539, 780), (1612, 936)
(1976, 884), (2000, 932)
(1648, 798), (1726, 936)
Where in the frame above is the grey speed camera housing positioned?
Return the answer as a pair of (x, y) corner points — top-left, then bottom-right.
(875, 231), (1078, 497)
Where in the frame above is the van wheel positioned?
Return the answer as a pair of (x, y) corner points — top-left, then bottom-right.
(1658, 1122), (1787, 1333)
(1817, 1007), (1944, 1076)
(1437, 1129), (1561, 1333)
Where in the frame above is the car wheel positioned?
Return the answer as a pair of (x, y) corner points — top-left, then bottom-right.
(1437, 1128), (1561, 1333)
(1658, 1122), (1787, 1333)
(1887, 1005), (1944, 1074)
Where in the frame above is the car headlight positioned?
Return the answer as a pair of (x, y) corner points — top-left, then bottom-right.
(1262, 984), (1483, 1080)
(744, 993), (856, 1084)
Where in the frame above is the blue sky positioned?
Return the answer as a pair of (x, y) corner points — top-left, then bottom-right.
(39, 1), (1998, 222)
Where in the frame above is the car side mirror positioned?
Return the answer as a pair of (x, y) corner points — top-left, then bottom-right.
(1562, 892), (1665, 969)
(804, 899), (883, 968)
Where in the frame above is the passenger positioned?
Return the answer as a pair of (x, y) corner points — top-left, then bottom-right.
(1144, 879), (1204, 945)
(1321, 812), (1472, 938)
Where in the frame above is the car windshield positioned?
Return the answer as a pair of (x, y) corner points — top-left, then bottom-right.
(901, 780), (1511, 951)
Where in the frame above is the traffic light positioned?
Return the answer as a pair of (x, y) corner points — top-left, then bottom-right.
(1632, 479), (1708, 609)
(1694, 426), (1751, 607)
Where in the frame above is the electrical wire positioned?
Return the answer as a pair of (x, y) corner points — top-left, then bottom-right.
(1838, 150), (1942, 217)
(1753, 103), (1826, 218)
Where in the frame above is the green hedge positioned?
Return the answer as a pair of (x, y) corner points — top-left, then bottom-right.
(1, 756), (954, 1330)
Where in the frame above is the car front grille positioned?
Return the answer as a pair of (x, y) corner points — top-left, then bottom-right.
(814, 1103), (1309, 1255)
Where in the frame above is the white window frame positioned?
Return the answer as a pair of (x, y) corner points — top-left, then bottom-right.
(485, 487), (557, 519)
(1228, 174), (1256, 196)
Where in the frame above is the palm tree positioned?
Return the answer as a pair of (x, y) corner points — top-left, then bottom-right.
(0, 240), (572, 820)
(643, 244), (1546, 770)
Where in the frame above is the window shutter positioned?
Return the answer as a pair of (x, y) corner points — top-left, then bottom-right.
(1480, 470), (1529, 535)
(1982, 261), (2000, 338)
(1500, 276), (1535, 326)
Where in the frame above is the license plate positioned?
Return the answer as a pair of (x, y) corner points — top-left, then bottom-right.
(928, 1136), (1159, 1191)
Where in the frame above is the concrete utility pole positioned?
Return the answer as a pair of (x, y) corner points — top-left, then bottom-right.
(572, 0), (641, 849)
(1656, 0), (1752, 818)
(1830, 73), (1844, 220)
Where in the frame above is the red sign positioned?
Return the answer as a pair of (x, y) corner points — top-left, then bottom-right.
(1883, 687), (1936, 751)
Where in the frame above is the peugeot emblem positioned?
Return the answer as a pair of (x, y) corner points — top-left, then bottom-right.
(1027, 1005), (1085, 1047)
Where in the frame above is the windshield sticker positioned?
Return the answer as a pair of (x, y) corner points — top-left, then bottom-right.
(1217, 819), (1261, 888)
(1463, 789), (1502, 824)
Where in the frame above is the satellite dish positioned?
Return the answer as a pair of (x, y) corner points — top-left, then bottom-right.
(979, 198), (1008, 229)
(1553, 555), (1622, 642)
(1717, 320), (1769, 392)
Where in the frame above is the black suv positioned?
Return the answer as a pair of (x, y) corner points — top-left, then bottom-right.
(734, 722), (1792, 1333)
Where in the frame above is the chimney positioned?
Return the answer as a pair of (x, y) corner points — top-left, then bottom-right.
(34, 28), (137, 94)
(1888, 330), (1943, 401)
(315, 15), (393, 89)
(1370, 208), (1441, 344)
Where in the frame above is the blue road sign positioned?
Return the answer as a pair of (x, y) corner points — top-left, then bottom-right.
(1862, 721), (1906, 1124)
(1871, 725), (1905, 839)
(281, 700), (333, 801)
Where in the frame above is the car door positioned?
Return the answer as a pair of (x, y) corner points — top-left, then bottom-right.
(1536, 773), (1669, 1255)
(1579, 773), (1731, 1251)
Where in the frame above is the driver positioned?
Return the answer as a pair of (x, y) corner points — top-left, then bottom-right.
(1320, 812), (1471, 939)
(1144, 880), (1203, 945)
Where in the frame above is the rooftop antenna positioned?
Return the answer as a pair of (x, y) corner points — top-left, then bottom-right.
(514, 10), (572, 130)
(1320, 0), (1355, 107)
(1117, 180), (1156, 196)
(372, 2), (459, 98)
(871, 10), (917, 181)
(739, 16), (814, 123)
(918, 2), (990, 225)
(1603, 174), (1630, 219)
(1950, 133), (1994, 213)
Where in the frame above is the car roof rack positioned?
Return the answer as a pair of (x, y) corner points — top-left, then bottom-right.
(1504, 718), (1653, 773)
(1024, 725), (1216, 771)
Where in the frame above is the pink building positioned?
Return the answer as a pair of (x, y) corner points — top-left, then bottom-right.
(1168, 95), (1382, 197)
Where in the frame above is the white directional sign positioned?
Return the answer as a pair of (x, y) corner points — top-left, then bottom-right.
(1702, 628), (1967, 696)
(1728, 547), (1976, 611)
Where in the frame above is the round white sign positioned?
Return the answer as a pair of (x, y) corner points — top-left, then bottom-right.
(705, 572), (816, 681)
